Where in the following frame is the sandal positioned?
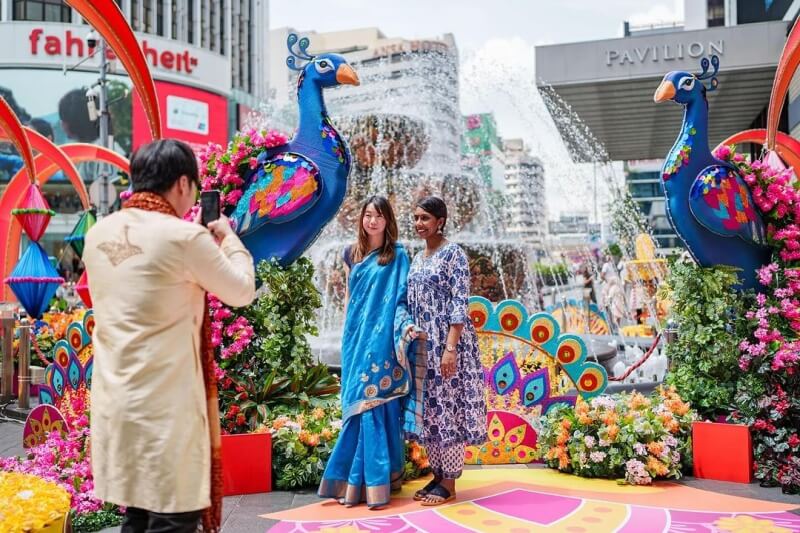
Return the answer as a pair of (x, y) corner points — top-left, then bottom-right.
(413, 476), (442, 501)
(420, 484), (455, 506)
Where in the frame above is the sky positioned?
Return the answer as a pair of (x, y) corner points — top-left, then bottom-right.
(270, 0), (685, 56)
(269, 1), (686, 219)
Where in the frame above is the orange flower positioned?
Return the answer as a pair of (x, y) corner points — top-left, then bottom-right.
(647, 456), (669, 477)
(575, 399), (589, 415)
(410, 448), (422, 462)
(321, 428), (333, 440)
(419, 458), (429, 469)
(578, 414), (592, 425)
(560, 419), (572, 431)
(603, 412), (619, 426)
(272, 418), (287, 430)
(647, 442), (664, 456)
(298, 430), (311, 444)
(558, 451), (569, 470)
(296, 414), (306, 426)
(607, 424), (619, 441)
(629, 392), (651, 409)
(306, 434), (320, 447)
(312, 408), (325, 421)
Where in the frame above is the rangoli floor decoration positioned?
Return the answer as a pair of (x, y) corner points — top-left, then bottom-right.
(264, 468), (800, 532)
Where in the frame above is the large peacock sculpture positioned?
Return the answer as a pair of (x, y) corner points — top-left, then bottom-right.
(653, 56), (771, 291)
(230, 34), (360, 265)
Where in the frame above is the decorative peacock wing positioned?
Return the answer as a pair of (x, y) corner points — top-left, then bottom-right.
(689, 165), (767, 246)
(232, 152), (322, 236)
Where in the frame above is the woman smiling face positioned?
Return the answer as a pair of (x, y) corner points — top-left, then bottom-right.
(362, 203), (387, 238)
(413, 207), (442, 240)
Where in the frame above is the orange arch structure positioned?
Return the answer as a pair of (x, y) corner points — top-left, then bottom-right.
(767, 17), (800, 150)
(717, 129), (800, 172)
(0, 144), (130, 300)
(0, 98), (36, 182)
(65, 0), (161, 140)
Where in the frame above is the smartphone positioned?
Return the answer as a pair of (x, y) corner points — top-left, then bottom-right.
(200, 190), (221, 227)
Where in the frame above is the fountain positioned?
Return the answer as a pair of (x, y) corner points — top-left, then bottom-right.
(244, 38), (666, 382)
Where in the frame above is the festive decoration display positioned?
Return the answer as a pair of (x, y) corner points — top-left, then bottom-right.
(201, 34), (359, 266)
(23, 405), (68, 449)
(535, 388), (697, 485)
(75, 270), (92, 309)
(0, 472), (70, 532)
(65, 209), (97, 258)
(0, 143), (128, 301)
(624, 233), (667, 283)
(4, 242), (63, 318)
(545, 300), (611, 335)
(654, 56), (771, 290)
(38, 311), (94, 421)
(12, 183), (54, 242)
(465, 297), (608, 465)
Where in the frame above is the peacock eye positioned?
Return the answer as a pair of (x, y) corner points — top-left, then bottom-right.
(680, 77), (695, 90)
(314, 59), (334, 74)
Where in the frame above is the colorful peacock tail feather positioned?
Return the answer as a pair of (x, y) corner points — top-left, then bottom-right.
(286, 33), (315, 71)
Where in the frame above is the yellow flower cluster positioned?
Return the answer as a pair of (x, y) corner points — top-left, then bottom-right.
(0, 472), (70, 532)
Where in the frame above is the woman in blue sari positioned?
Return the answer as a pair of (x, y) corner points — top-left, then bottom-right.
(318, 196), (420, 509)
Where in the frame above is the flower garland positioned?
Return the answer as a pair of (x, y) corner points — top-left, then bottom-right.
(198, 127), (288, 207)
(716, 146), (800, 494)
(536, 388), (697, 485)
(0, 472), (70, 531)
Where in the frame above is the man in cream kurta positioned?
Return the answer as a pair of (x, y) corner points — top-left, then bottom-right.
(83, 139), (255, 529)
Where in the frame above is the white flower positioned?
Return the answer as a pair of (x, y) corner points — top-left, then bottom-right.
(589, 451), (607, 463)
(584, 435), (596, 449)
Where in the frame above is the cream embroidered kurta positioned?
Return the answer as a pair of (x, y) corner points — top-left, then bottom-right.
(83, 208), (255, 513)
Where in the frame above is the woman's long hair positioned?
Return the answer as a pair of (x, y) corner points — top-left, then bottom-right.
(351, 195), (398, 266)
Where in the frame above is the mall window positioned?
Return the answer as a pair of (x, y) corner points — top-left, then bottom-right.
(187, 0), (195, 44)
(156, 0), (164, 36)
(144, 0), (154, 33)
(131, 0), (140, 30)
(13, 0), (72, 22)
(707, 0), (725, 27)
(171, 0), (178, 39)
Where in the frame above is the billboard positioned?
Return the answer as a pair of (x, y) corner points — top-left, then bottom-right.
(132, 80), (228, 154)
(0, 68), (132, 186)
(737, 0), (794, 24)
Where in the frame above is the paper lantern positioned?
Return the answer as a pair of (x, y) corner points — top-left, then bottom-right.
(64, 209), (96, 257)
(75, 270), (92, 309)
(5, 242), (63, 318)
(12, 183), (55, 242)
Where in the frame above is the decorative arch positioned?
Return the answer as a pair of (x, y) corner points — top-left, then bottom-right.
(0, 144), (130, 300)
(717, 129), (800, 172)
(767, 17), (800, 150)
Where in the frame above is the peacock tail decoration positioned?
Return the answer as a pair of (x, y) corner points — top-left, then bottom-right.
(38, 310), (94, 424)
(465, 297), (608, 465)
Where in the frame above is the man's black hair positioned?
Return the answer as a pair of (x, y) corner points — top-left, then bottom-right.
(58, 88), (99, 142)
(130, 139), (199, 194)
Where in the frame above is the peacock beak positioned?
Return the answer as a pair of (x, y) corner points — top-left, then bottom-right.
(336, 64), (360, 86)
(654, 81), (676, 103)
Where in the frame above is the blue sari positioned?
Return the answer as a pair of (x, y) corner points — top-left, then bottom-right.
(318, 243), (424, 507)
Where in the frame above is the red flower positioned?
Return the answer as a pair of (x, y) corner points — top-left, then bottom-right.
(754, 419), (768, 430)
(789, 434), (800, 448)
(236, 413), (246, 426)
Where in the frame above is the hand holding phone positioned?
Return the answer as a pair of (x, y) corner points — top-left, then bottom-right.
(200, 190), (221, 227)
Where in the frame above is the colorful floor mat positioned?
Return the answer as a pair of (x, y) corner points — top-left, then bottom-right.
(264, 469), (800, 532)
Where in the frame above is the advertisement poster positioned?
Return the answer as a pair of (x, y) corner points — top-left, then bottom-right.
(132, 80), (228, 154)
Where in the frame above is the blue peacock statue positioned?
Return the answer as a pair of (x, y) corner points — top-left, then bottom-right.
(653, 56), (771, 291)
(230, 34), (359, 266)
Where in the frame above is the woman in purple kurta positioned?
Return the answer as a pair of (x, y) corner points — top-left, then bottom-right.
(406, 196), (487, 506)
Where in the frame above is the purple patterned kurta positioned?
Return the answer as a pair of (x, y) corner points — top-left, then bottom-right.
(407, 242), (487, 448)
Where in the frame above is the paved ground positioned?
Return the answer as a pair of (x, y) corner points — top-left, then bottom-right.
(1, 418), (797, 532)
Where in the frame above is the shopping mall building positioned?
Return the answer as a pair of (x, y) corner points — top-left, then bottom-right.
(535, 0), (800, 250)
(0, 0), (270, 262)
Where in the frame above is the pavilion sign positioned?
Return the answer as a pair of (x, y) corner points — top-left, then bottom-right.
(606, 40), (724, 66)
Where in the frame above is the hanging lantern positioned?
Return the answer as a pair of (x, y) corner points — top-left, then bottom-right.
(75, 270), (92, 309)
(12, 183), (55, 242)
(5, 242), (64, 319)
(64, 209), (97, 258)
